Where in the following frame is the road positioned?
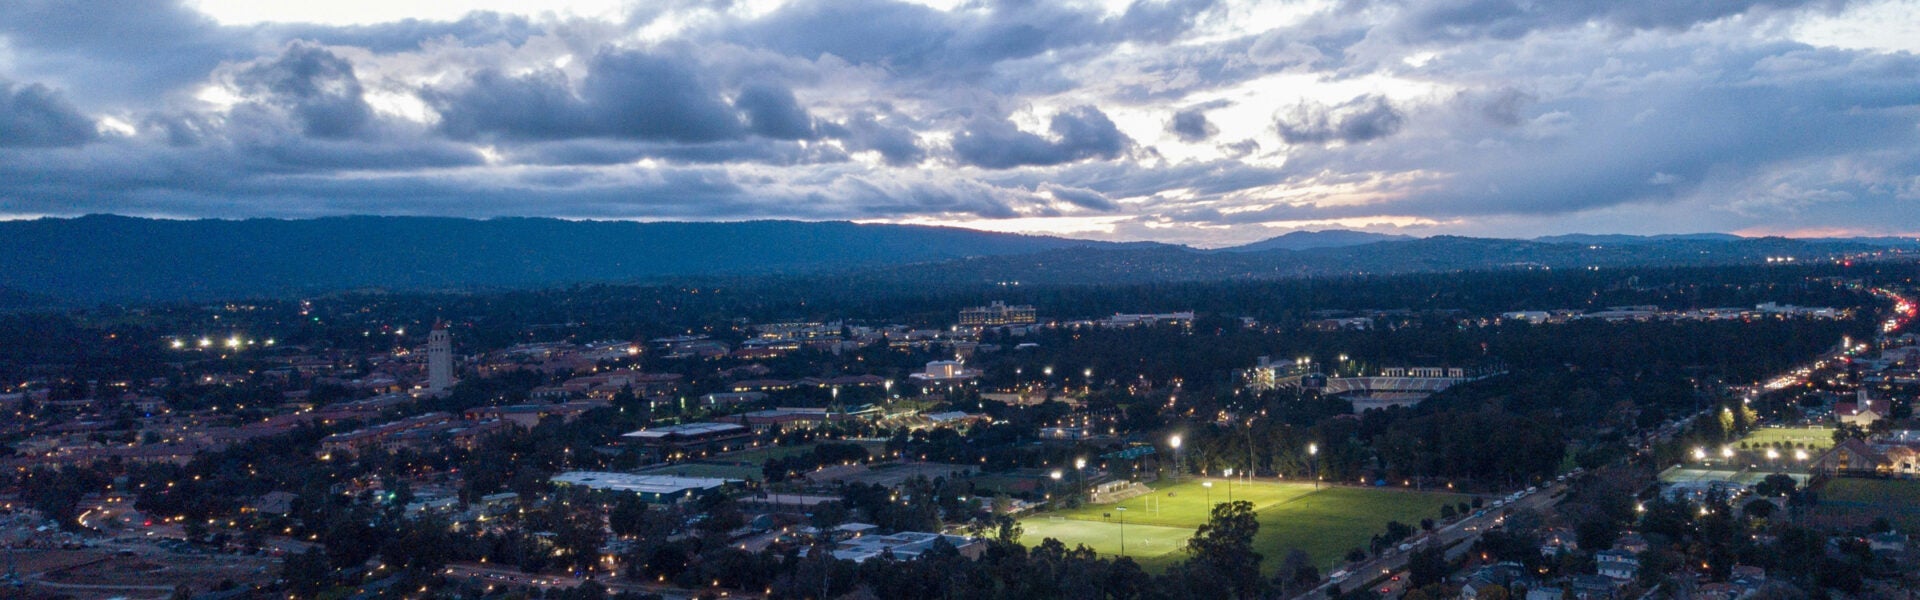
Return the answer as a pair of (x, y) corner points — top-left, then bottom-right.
(1298, 479), (1568, 599)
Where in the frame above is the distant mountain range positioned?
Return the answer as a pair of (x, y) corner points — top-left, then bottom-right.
(1, 215), (1913, 305)
(1218, 230), (1412, 252)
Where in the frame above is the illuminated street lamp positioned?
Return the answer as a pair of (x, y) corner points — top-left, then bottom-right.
(1203, 481), (1214, 507)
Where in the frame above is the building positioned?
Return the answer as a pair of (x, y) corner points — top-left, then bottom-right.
(549, 471), (738, 504)
(1836, 390), (1886, 427)
(463, 400), (607, 428)
(427, 321), (454, 393)
(958, 301), (1036, 326)
(319, 412), (509, 456)
(1596, 549), (1639, 580)
(912, 360), (977, 383)
(621, 422), (756, 458)
(825, 529), (987, 562)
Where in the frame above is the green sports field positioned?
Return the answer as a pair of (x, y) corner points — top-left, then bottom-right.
(1019, 479), (1464, 573)
(1740, 427), (1834, 452)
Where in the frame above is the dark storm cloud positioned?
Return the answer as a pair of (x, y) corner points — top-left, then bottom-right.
(0, 81), (97, 148)
(951, 106), (1131, 169)
(234, 43), (376, 140)
(428, 48), (746, 143)
(735, 84), (817, 140)
(1275, 95), (1405, 145)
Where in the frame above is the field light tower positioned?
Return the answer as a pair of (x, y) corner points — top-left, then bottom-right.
(1075, 457), (1087, 501)
(1170, 435), (1184, 481)
(1308, 442), (1320, 490)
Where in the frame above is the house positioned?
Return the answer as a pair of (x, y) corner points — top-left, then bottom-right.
(1729, 565), (1767, 587)
(1539, 527), (1579, 557)
(1596, 549), (1639, 581)
(1867, 531), (1907, 555)
(1461, 562), (1529, 600)
(1613, 532), (1650, 555)
(1811, 438), (1891, 476)
(1574, 573), (1620, 596)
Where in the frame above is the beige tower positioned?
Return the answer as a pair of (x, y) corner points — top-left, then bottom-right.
(428, 321), (454, 393)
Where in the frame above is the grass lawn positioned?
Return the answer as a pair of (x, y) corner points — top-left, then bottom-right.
(1740, 427), (1834, 452)
(1813, 479), (1920, 534)
(1020, 479), (1464, 574)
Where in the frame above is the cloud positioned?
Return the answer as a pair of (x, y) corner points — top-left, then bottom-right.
(1381, 0), (1858, 43)
(721, 0), (1217, 84)
(1044, 184), (1120, 211)
(273, 12), (540, 53)
(1275, 95), (1406, 145)
(832, 111), (926, 166)
(735, 84), (817, 140)
(233, 42), (376, 139)
(0, 81), (97, 147)
(1169, 107), (1219, 142)
(429, 47), (746, 143)
(951, 106), (1131, 169)
(0, 0), (1916, 241)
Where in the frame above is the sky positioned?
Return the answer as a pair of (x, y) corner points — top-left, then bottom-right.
(0, 0), (1917, 247)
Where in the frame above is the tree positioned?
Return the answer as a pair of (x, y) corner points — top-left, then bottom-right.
(1407, 546), (1448, 587)
(280, 547), (332, 598)
(1754, 473), (1797, 497)
(1186, 500), (1265, 599)
(1275, 548), (1319, 595)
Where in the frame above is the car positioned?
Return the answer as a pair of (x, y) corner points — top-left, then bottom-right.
(1390, 575), (1402, 582)
(1527, 486), (1538, 493)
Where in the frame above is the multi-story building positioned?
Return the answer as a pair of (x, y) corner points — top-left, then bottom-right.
(959, 301), (1036, 326)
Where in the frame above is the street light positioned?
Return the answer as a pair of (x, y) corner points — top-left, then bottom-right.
(1223, 468), (1234, 504)
(1117, 506), (1127, 556)
(1203, 481), (1214, 507)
